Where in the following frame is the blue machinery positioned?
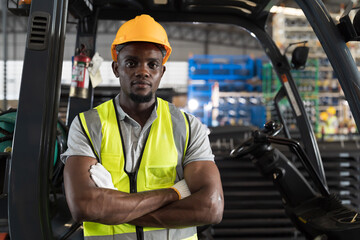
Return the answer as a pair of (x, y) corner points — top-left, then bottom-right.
(4, 0), (360, 239)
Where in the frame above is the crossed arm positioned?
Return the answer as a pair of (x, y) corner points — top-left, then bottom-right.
(63, 156), (224, 228)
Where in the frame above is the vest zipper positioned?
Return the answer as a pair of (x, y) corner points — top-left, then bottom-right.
(128, 172), (144, 240)
(115, 98), (149, 240)
(128, 172), (137, 193)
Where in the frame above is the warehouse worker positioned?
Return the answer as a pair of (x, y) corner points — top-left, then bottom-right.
(319, 106), (338, 136)
(326, 106), (338, 134)
(62, 14), (224, 240)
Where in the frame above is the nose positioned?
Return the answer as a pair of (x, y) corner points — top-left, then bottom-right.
(135, 64), (150, 78)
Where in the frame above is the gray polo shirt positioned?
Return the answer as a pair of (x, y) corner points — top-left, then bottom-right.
(61, 95), (214, 173)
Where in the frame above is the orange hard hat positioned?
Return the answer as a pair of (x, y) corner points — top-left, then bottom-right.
(111, 14), (172, 64)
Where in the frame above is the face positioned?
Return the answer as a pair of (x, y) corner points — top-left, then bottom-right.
(112, 42), (166, 104)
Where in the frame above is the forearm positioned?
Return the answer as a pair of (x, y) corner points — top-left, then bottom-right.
(70, 187), (178, 225)
(129, 185), (223, 228)
(64, 156), (179, 225)
(129, 161), (224, 229)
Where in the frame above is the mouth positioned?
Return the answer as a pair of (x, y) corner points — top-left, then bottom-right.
(131, 80), (151, 88)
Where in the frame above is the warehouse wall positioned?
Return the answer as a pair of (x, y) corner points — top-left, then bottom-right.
(0, 27), (264, 62)
(62, 33), (264, 62)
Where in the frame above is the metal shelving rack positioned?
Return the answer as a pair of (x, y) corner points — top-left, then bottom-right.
(262, 59), (320, 134)
(272, 10), (358, 136)
(187, 55), (266, 128)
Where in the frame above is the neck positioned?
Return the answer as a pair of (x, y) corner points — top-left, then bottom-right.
(119, 95), (156, 127)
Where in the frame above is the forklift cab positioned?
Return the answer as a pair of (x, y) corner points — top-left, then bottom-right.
(4, 0), (360, 239)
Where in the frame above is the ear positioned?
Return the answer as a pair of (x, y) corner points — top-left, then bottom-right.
(112, 61), (119, 78)
(161, 65), (166, 78)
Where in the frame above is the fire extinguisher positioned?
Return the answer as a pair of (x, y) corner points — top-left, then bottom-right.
(69, 44), (91, 99)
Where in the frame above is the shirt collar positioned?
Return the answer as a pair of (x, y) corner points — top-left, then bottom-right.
(114, 94), (158, 123)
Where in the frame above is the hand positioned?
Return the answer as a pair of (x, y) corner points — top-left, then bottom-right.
(170, 179), (191, 199)
(90, 163), (117, 190)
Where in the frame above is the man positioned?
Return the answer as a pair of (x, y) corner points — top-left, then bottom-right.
(62, 14), (224, 240)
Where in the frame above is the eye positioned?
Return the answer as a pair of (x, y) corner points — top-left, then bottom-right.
(148, 62), (160, 69)
(125, 60), (136, 68)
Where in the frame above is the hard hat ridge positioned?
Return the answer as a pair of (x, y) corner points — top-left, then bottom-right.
(111, 14), (172, 64)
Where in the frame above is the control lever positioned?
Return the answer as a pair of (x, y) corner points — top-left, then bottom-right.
(230, 121), (282, 158)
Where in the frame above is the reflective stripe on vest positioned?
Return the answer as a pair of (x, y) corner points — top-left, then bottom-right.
(79, 98), (197, 240)
(83, 230), (198, 240)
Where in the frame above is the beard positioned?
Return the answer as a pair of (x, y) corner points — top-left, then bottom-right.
(129, 92), (153, 103)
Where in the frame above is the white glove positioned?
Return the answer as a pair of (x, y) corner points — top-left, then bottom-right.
(90, 163), (117, 190)
(170, 179), (191, 199)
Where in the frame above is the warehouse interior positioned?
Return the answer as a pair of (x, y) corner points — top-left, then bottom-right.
(1, 0), (360, 239)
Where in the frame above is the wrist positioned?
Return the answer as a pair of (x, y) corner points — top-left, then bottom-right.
(170, 179), (191, 200)
(170, 187), (181, 200)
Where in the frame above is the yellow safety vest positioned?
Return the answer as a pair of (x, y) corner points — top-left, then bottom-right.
(78, 97), (198, 240)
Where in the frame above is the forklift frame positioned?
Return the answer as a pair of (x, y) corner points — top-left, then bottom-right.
(5, 0), (360, 239)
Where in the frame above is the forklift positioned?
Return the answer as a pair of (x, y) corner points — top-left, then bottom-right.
(2, 0), (360, 239)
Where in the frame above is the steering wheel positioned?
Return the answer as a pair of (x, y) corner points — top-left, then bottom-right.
(230, 121), (283, 158)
